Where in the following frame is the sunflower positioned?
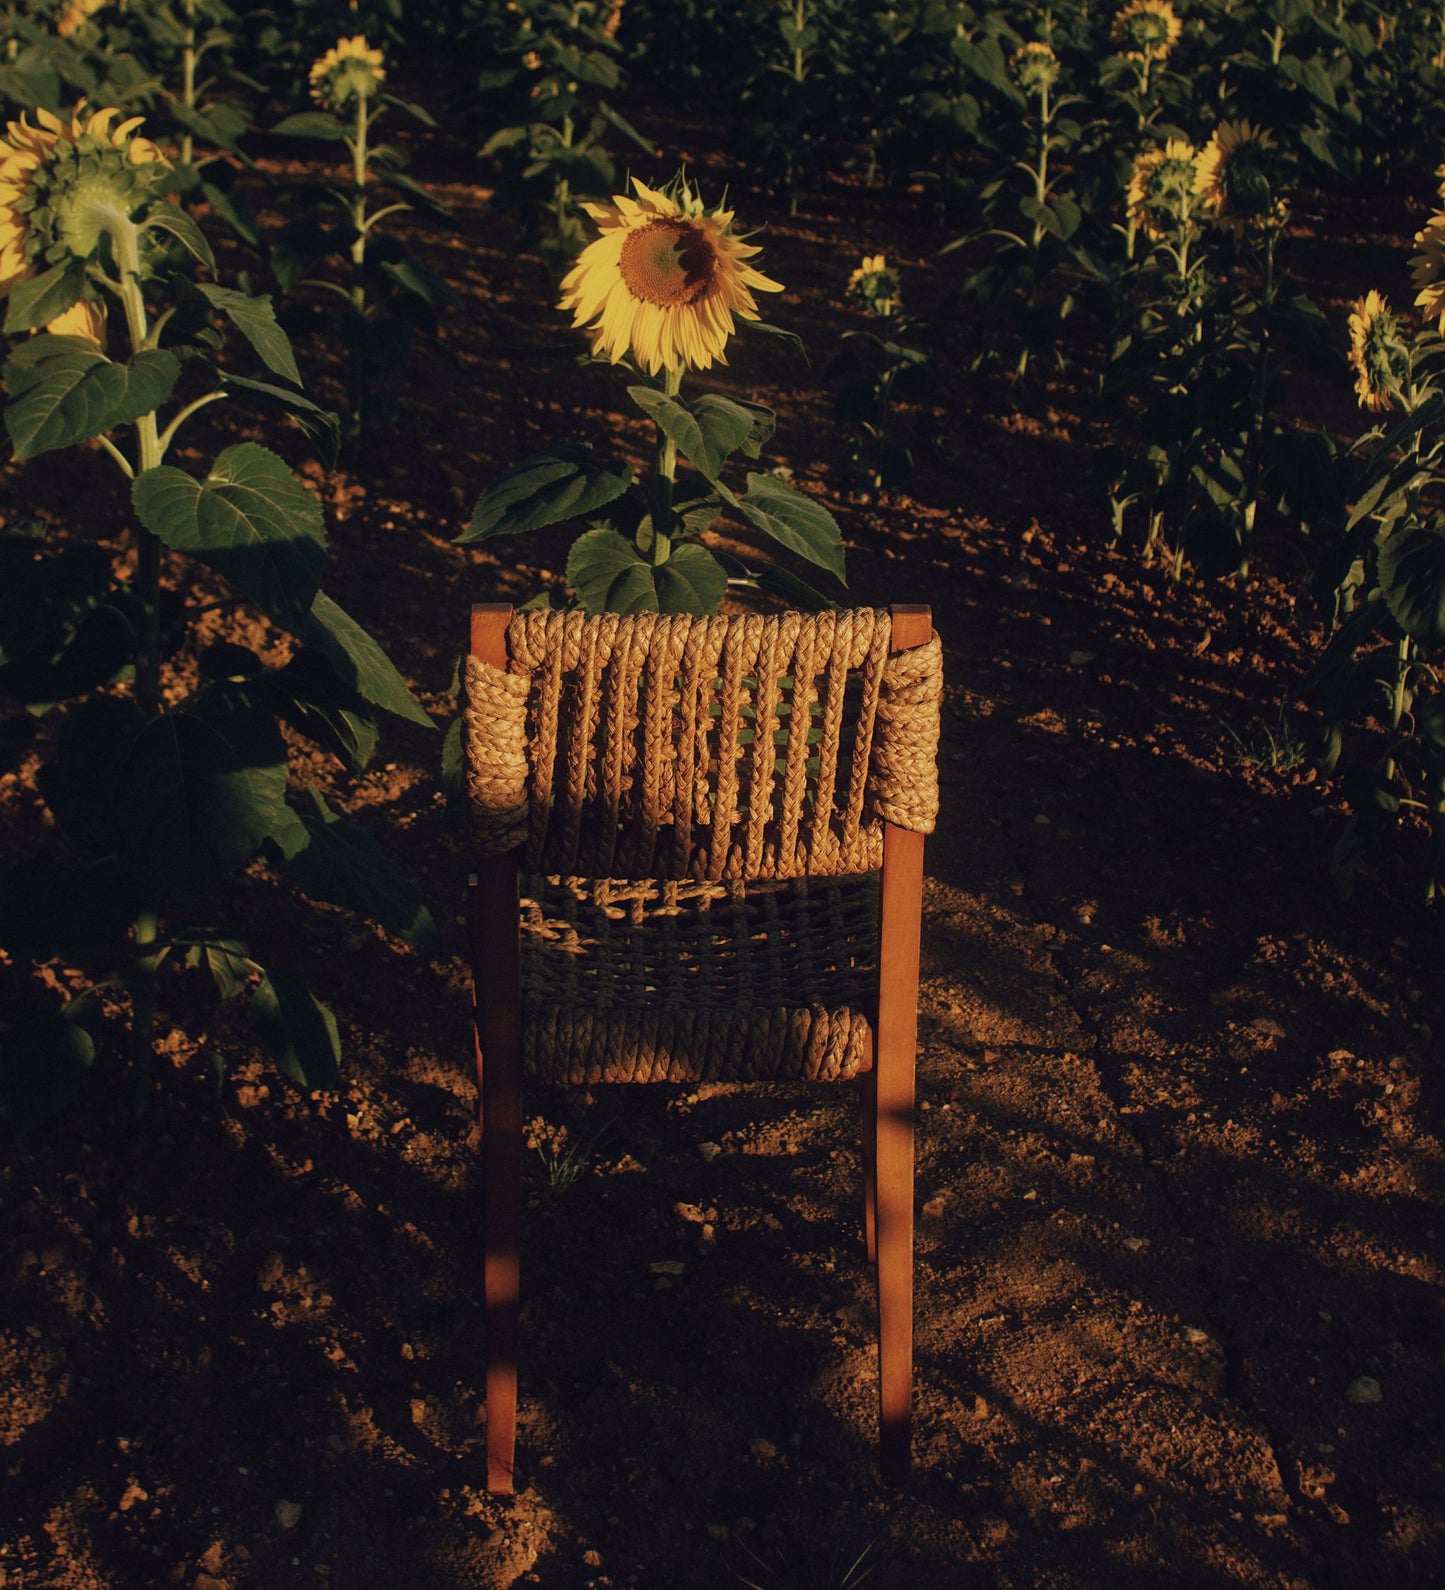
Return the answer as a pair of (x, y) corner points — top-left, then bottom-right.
(557, 177), (783, 376)
(1347, 291), (1405, 414)
(1011, 41), (1060, 96)
(1112, 0), (1183, 61)
(1411, 213), (1445, 331)
(56, 0), (106, 36)
(0, 104), (167, 321)
(1194, 119), (1278, 231)
(309, 36), (386, 112)
(848, 253), (901, 317)
(1125, 139), (1199, 237)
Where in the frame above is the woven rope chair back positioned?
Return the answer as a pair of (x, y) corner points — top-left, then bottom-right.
(464, 607), (941, 881)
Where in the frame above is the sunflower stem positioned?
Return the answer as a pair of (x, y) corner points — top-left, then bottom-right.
(650, 364), (682, 564)
(348, 92), (370, 444)
(111, 214), (166, 1105)
(113, 215), (164, 721)
(180, 0), (197, 169)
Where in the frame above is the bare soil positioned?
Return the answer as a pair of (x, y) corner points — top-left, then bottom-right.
(1, 102), (1443, 1590)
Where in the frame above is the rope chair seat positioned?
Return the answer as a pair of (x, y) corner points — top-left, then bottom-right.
(518, 871), (881, 1086)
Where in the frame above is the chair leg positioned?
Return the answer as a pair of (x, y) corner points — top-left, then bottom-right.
(861, 1065), (878, 1263)
(874, 818), (925, 1485)
(473, 855), (523, 1495)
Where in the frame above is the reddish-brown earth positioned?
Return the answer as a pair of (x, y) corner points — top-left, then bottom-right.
(1, 101), (1442, 1590)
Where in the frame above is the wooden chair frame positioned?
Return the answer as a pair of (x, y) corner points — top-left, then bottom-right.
(469, 602), (932, 1493)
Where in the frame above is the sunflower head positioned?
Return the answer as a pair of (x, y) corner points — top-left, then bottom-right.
(309, 35), (386, 112)
(1347, 291), (1406, 414)
(1194, 119), (1280, 232)
(56, 0), (106, 36)
(1411, 213), (1445, 333)
(1111, 0), (1183, 61)
(0, 104), (169, 312)
(1125, 139), (1199, 238)
(848, 253), (901, 318)
(557, 174), (784, 376)
(1011, 41), (1060, 97)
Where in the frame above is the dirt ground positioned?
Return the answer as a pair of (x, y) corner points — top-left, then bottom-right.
(1, 99), (1443, 1590)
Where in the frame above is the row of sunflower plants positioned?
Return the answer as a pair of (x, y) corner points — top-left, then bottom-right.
(1307, 229), (1445, 905)
(2, 7), (463, 442)
(0, 103), (437, 1127)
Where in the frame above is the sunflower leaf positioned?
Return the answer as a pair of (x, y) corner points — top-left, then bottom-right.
(195, 284), (301, 385)
(251, 968), (341, 1088)
(1380, 522), (1445, 647)
(144, 203), (217, 272)
(4, 336), (180, 459)
(271, 111), (349, 141)
(626, 387), (756, 484)
(460, 446), (633, 542)
(133, 442), (326, 625)
(2, 258), (86, 335)
(301, 592), (434, 729)
(567, 526), (651, 612)
(722, 474), (847, 583)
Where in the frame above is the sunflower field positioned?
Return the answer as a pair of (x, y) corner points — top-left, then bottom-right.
(1, 2), (1444, 1586)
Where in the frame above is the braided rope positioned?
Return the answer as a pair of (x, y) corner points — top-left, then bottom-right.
(461, 654), (531, 854)
(517, 873), (878, 1084)
(872, 634), (944, 833)
(464, 609), (942, 870)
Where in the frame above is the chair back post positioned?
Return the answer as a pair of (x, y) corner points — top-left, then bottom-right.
(874, 602), (931, 1484)
(470, 602), (523, 1493)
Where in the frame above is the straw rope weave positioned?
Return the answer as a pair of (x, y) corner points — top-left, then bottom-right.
(463, 609), (942, 875)
(462, 609), (942, 1085)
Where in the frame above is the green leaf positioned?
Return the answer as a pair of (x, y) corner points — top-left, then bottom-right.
(271, 110), (348, 141)
(653, 543), (729, 615)
(302, 591), (433, 728)
(565, 530), (727, 615)
(1380, 522), (1445, 647)
(109, 696), (291, 897)
(251, 968), (341, 1088)
(132, 443), (326, 625)
(199, 179), (261, 246)
(265, 646), (379, 772)
(4, 337), (180, 460)
(724, 474), (846, 582)
(567, 527), (652, 612)
(183, 936), (261, 1000)
(221, 373), (340, 468)
(379, 256), (461, 309)
(2, 258), (85, 334)
(381, 94), (438, 128)
(284, 786), (439, 950)
(459, 445), (632, 543)
(144, 202), (217, 271)
(627, 386), (755, 484)
(196, 284), (301, 385)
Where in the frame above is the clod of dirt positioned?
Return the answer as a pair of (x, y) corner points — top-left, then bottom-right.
(1345, 1376), (1383, 1405)
(273, 1499), (303, 1529)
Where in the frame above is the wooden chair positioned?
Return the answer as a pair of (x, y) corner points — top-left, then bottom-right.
(463, 604), (942, 1493)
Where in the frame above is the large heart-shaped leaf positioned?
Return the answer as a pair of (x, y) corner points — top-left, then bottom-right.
(567, 528), (728, 615)
(5, 336), (179, 459)
(723, 474), (847, 581)
(1380, 521), (1445, 647)
(133, 442), (326, 624)
(302, 591), (433, 728)
(460, 446), (632, 542)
